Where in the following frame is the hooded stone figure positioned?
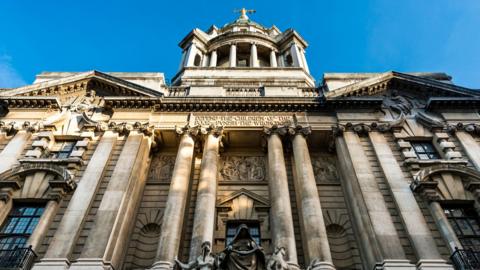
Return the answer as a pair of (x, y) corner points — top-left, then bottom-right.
(218, 224), (266, 270)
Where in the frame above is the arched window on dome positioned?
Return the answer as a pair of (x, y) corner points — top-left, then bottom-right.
(193, 54), (202, 67)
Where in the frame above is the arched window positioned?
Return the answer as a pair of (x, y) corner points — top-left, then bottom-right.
(193, 54), (202, 67)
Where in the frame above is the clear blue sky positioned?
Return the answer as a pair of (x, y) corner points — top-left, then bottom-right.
(0, 0), (479, 88)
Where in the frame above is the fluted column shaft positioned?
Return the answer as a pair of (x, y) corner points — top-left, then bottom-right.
(153, 128), (197, 270)
(189, 127), (223, 261)
(229, 44), (237, 67)
(291, 127), (333, 269)
(265, 127), (298, 265)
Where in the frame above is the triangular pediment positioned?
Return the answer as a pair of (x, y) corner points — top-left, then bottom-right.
(217, 188), (269, 208)
(0, 70), (162, 101)
(324, 71), (479, 100)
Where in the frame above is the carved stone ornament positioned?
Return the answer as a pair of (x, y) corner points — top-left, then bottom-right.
(266, 247), (289, 270)
(175, 241), (215, 270)
(220, 156), (266, 182)
(175, 124), (201, 137)
(148, 155), (176, 182)
(287, 125), (312, 137)
(382, 91), (425, 119)
(311, 154), (338, 183)
(201, 125), (224, 137)
(263, 125), (288, 136)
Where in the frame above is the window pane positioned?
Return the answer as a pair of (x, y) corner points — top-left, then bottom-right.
(12, 218), (30, 234)
(57, 152), (70, 159)
(418, 154), (429, 160)
(413, 145), (425, 153)
(24, 207), (36, 216)
(26, 217), (39, 234)
(62, 142), (75, 151)
(1, 218), (18, 233)
(451, 209), (464, 217)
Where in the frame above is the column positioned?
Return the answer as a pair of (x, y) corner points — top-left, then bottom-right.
(369, 132), (451, 269)
(229, 43), (237, 67)
(340, 129), (413, 269)
(189, 126), (223, 261)
(202, 54), (209, 67)
(71, 129), (149, 270)
(28, 199), (60, 251)
(429, 201), (463, 253)
(152, 126), (198, 270)
(455, 130), (480, 170)
(0, 129), (31, 174)
(250, 43), (259, 67)
(209, 50), (217, 67)
(289, 43), (302, 68)
(264, 126), (298, 267)
(185, 43), (198, 67)
(334, 132), (381, 270)
(270, 50), (277, 67)
(290, 126), (334, 270)
(300, 49), (310, 73)
(33, 131), (117, 270)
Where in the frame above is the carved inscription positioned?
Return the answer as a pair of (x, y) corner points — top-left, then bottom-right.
(311, 154), (338, 183)
(195, 115), (293, 127)
(148, 155), (175, 182)
(219, 156), (266, 182)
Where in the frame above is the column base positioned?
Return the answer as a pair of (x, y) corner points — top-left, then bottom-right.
(416, 259), (453, 270)
(31, 258), (70, 270)
(308, 260), (336, 270)
(69, 258), (114, 270)
(374, 260), (416, 270)
(149, 260), (174, 270)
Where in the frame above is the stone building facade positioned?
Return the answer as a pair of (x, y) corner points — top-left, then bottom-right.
(0, 10), (479, 270)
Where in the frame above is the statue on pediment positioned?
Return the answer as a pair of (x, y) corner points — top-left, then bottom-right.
(218, 224), (266, 270)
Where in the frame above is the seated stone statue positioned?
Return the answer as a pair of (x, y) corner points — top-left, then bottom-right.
(266, 247), (289, 270)
(176, 241), (216, 270)
(218, 224), (266, 270)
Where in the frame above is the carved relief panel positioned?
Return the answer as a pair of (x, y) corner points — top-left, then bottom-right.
(219, 156), (266, 182)
(147, 155), (176, 182)
(311, 153), (339, 183)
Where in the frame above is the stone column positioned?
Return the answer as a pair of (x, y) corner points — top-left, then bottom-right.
(290, 126), (334, 270)
(28, 199), (60, 251)
(270, 50), (277, 67)
(340, 128), (413, 269)
(33, 130), (118, 270)
(71, 128), (150, 270)
(185, 43), (198, 67)
(152, 125), (199, 270)
(369, 131), (451, 269)
(289, 43), (302, 68)
(250, 43), (259, 67)
(300, 48), (310, 73)
(0, 128), (31, 174)
(189, 126), (223, 261)
(455, 130), (480, 170)
(229, 43), (237, 67)
(264, 126), (298, 267)
(209, 50), (217, 67)
(429, 201), (463, 253)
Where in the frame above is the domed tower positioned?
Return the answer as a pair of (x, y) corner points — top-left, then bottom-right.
(171, 9), (315, 96)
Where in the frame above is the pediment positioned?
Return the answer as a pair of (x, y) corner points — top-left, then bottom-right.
(217, 188), (269, 208)
(0, 70), (162, 101)
(325, 71), (479, 100)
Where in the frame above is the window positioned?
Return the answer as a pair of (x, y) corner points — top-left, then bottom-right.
(193, 54), (202, 67)
(444, 205), (480, 251)
(284, 54), (293, 67)
(50, 141), (75, 159)
(0, 205), (44, 251)
(225, 221), (260, 246)
(411, 141), (440, 160)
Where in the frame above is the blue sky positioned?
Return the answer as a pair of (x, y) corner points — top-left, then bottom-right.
(0, 0), (479, 88)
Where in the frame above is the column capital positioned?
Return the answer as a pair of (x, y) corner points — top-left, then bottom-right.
(331, 124), (345, 137)
(175, 124), (201, 137)
(263, 125), (289, 137)
(287, 125), (311, 137)
(201, 125), (224, 137)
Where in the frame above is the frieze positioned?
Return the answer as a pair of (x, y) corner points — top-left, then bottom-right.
(195, 115), (293, 127)
(219, 156), (266, 182)
(311, 154), (339, 183)
(148, 155), (176, 182)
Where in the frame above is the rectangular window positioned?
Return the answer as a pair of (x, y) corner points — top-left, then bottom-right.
(444, 205), (480, 252)
(225, 221), (261, 247)
(0, 205), (44, 251)
(411, 141), (440, 160)
(50, 141), (75, 159)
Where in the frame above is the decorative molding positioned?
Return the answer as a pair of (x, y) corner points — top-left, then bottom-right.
(219, 156), (266, 182)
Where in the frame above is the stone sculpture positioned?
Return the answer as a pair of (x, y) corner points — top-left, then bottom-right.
(266, 247), (289, 270)
(175, 241), (216, 270)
